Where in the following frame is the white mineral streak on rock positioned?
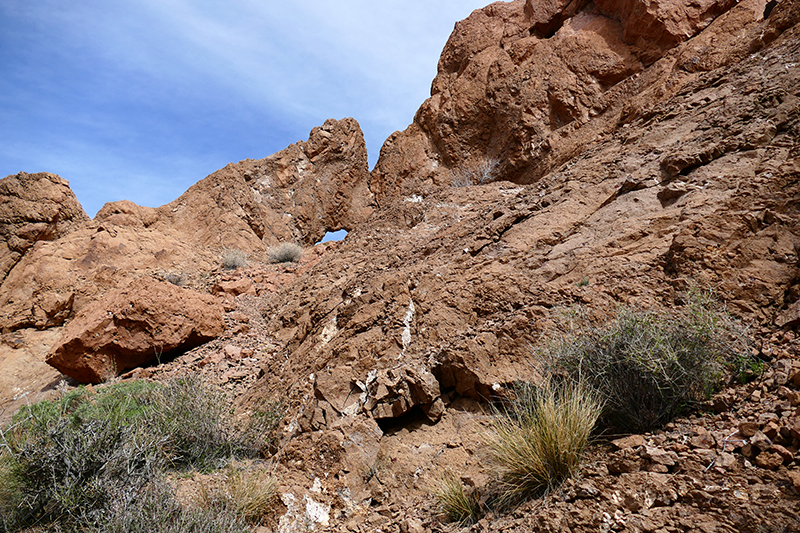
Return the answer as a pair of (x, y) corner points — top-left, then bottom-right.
(401, 297), (415, 354)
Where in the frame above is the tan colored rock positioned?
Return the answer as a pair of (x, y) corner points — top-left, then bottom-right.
(363, 365), (442, 422)
(152, 117), (373, 248)
(0, 119), (372, 333)
(46, 277), (224, 383)
(612, 434), (646, 450)
(371, 0), (764, 203)
(756, 451), (784, 470)
(0, 172), (89, 282)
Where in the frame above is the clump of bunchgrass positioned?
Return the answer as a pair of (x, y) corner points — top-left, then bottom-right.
(267, 243), (303, 264)
(432, 471), (482, 526)
(542, 294), (752, 433)
(483, 379), (602, 508)
(195, 466), (277, 525)
(221, 248), (248, 270)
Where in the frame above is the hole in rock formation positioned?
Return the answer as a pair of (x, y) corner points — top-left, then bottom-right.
(375, 405), (432, 435)
(320, 229), (348, 243)
(764, 0), (778, 18)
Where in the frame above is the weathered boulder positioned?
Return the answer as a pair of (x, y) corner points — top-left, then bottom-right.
(0, 172), (89, 282)
(46, 277), (224, 383)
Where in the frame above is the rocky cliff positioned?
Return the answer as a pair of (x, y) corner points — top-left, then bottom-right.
(1, 0), (800, 531)
(0, 117), (371, 335)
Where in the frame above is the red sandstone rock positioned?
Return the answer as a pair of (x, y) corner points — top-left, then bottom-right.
(46, 277), (224, 383)
(0, 172), (89, 283)
(0, 119), (371, 332)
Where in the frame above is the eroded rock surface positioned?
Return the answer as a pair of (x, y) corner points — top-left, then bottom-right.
(0, 118), (372, 333)
(372, 0), (783, 201)
(46, 277), (224, 383)
(0, 172), (89, 283)
(1, 0), (800, 531)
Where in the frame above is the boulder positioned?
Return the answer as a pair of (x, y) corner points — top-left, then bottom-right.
(0, 172), (89, 282)
(46, 277), (224, 383)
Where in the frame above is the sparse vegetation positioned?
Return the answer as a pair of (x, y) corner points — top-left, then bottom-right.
(432, 471), (482, 526)
(164, 272), (186, 286)
(99, 478), (250, 533)
(541, 295), (753, 433)
(221, 248), (248, 270)
(483, 379), (602, 507)
(0, 376), (282, 532)
(267, 242), (303, 264)
(452, 158), (500, 187)
(195, 466), (277, 525)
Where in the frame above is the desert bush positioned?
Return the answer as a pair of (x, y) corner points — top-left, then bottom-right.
(452, 158), (500, 187)
(195, 466), (277, 525)
(267, 243), (303, 264)
(483, 379), (602, 507)
(542, 296), (752, 433)
(143, 375), (282, 470)
(432, 471), (482, 526)
(0, 376), (282, 532)
(221, 248), (248, 270)
(99, 478), (250, 533)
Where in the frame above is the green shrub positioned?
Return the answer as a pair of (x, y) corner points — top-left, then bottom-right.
(483, 379), (602, 507)
(0, 376), (282, 532)
(267, 243), (303, 264)
(543, 297), (751, 433)
(432, 471), (482, 525)
(221, 249), (248, 270)
(145, 375), (281, 470)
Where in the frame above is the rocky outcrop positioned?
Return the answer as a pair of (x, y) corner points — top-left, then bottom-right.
(2, 0), (800, 530)
(148, 117), (373, 249)
(0, 118), (372, 332)
(46, 277), (224, 383)
(0, 172), (89, 283)
(240, 0), (800, 445)
(371, 0), (780, 202)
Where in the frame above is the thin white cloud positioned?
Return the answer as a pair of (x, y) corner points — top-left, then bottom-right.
(0, 0), (492, 217)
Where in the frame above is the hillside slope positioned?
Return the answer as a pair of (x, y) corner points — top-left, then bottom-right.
(1, 0), (799, 531)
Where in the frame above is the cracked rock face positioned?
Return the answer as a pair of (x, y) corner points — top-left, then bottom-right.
(0, 118), (373, 333)
(46, 277), (224, 383)
(2, 0), (800, 530)
(0, 172), (89, 284)
(371, 0), (781, 202)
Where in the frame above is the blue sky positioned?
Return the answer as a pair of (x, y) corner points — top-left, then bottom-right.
(0, 1), (490, 217)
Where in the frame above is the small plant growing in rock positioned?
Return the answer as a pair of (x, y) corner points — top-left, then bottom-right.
(164, 272), (186, 286)
(195, 466), (277, 525)
(452, 158), (500, 187)
(432, 471), (482, 525)
(483, 379), (602, 507)
(221, 248), (248, 270)
(267, 243), (303, 264)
